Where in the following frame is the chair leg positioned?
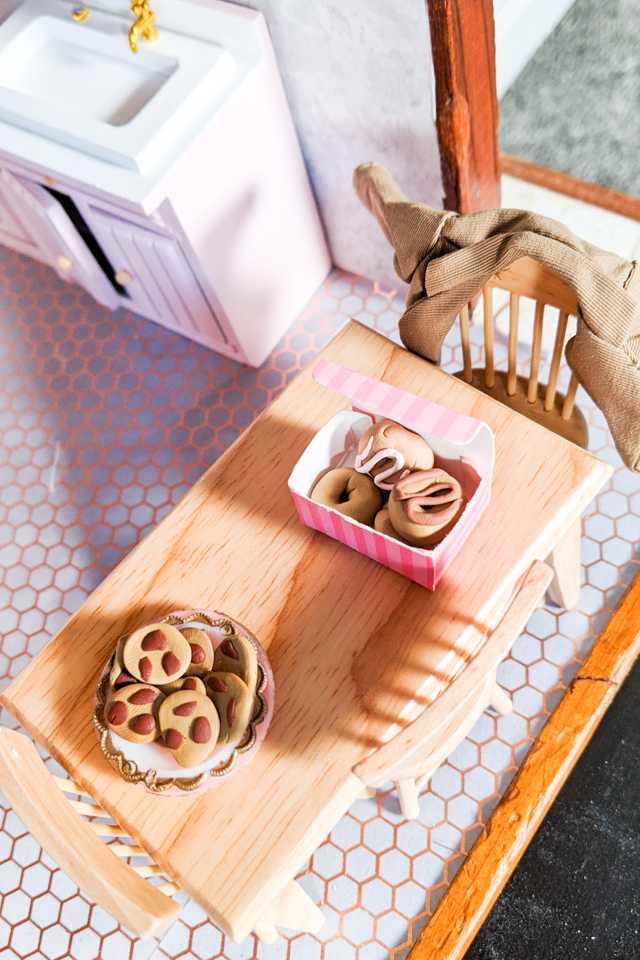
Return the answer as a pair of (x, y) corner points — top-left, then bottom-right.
(358, 786), (377, 800)
(253, 921), (278, 944)
(489, 683), (512, 715)
(259, 879), (325, 935)
(547, 518), (581, 609)
(394, 778), (420, 820)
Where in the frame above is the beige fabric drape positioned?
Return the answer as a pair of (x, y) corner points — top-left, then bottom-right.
(354, 162), (640, 472)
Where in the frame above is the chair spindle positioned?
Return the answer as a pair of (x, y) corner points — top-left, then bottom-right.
(483, 286), (494, 388)
(544, 311), (569, 412)
(527, 301), (545, 403)
(460, 303), (472, 383)
(562, 373), (579, 420)
(507, 293), (519, 396)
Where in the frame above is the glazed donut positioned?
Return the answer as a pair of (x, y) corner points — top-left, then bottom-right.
(311, 467), (382, 524)
(387, 469), (465, 547)
(355, 419), (434, 489)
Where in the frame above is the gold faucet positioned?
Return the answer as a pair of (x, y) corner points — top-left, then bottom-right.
(128, 0), (158, 52)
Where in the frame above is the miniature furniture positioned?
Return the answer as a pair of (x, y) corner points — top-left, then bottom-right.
(457, 256), (585, 609)
(0, 321), (611, 943)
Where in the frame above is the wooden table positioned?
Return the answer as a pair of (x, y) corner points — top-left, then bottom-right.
(1, 321), (611, 942)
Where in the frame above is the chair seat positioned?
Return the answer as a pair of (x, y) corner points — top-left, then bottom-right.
(454, 368), (588, 448)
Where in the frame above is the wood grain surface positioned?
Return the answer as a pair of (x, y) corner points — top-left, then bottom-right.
(428, 0), (501, 213)
(0, 321), (610, 942)
(408, 570), (640, 960)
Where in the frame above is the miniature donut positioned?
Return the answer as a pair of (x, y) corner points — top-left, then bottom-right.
(355, 419), (435, 489)
(310, 467), (382, 524)
(374, 504), (412, 545)
(387, 469), (466, 547)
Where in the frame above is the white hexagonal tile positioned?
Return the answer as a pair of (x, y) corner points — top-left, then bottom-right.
(446, 794), (479, 831)
(330, 816), (361, 852)
(311, 843), (344, 881)
(512, 685), (545, 719)
(326, 875), (358, 911)
(447, 738), (479, 772)
(543, 635), (575, 666)
(463, 767), (496, 802)
(363, 820), (394, 854)
(511, 634), (542, 665)
(378, 849), (410, 886)
(360, 878), (392, 916)
(480, 739), (512, 774)
(345, 846), (376, 883)
(342, 907), (374, 946)
(429, 765), (462, 800)
(396, 821), (427, 857)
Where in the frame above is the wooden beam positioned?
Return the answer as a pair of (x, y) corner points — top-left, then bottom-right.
(427, 0), (500, 213)
(409, 568), (640, 960)
(501, 153), (640, 223)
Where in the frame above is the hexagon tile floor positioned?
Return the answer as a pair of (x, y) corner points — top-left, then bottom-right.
(0, 241), (638, 960)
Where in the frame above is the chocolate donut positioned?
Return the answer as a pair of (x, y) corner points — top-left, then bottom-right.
(355, 419), (434, 489)
(387, 469), (465, 547)
(311, 467), (382, 524)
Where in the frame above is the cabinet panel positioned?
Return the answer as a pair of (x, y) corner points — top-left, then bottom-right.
(0, 170), (120, 310)
(86, 207), (228, 348)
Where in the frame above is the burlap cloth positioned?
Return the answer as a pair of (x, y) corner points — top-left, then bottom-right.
(354, 162), (640, 472)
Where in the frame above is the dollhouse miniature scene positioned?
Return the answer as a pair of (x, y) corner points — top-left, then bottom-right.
(0, 0), (639, 958)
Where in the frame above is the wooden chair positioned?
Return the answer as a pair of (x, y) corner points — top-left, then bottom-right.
(359, 561), (553, 812)
(457, 256), (585, 610)
(385, 259), (585, 819)
(0, 726), (323, 944)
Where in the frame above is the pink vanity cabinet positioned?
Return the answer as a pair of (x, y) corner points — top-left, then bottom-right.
(0, 0), (330, 367)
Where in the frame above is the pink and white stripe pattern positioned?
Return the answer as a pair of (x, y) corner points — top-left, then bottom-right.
(290, 362), (494, 590)
(313, 359), (482, 445)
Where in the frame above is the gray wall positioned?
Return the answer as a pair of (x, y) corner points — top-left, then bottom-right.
(227, 0), (444, 289)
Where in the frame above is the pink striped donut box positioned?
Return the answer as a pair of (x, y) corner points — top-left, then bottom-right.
(287, 360), (495, 589)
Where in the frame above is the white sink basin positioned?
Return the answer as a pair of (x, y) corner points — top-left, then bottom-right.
(0, 0), (237, 172)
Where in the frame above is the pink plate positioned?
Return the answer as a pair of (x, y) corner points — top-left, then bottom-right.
(93, 609), (274, 796)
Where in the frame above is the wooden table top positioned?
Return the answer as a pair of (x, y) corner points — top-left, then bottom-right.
(1, 321), (611, 942)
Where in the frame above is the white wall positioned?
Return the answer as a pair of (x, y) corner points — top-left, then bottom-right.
(223, 0), (444, 289)
(494, 0), (577, 99)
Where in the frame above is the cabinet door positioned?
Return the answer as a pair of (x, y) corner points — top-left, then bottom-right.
(0, 170), (120, 310)
(86, 207), (228, 349)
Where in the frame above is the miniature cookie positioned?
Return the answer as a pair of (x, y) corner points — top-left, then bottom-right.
(387, 469), (465, 547)
(105, 683), (165, 743)
(180, 627), (214, 677)
(204, 671), (254, 745)
(311, 467), (382, 524)
(355, 419), (434, 489)
(212, 632), (259, 693)
(159, 675), (207, 696)
(122, 622), (191, 686)
(109, 636), (137, 689)
(158, 690), (220, 767)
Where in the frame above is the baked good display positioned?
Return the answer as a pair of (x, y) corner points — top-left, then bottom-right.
(387, 468), (466, 547)
(355, 419), (434, 489)
(158, 690), (220, 767)
(204, 671), (254, 744)
(105, 683), (165, 744)
(122, 622), (192, 685)
(310, 466), (382, 523)
(94, 610), (274, 794)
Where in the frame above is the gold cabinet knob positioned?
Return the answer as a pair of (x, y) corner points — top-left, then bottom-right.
(72, 6), (89, 20)
(43, 175), (58, 187)
(56, 255), (73, 272)
(115, 269), (133, 286)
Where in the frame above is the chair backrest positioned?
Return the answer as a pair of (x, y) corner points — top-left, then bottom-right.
(457, 256), (586, 448)
(352, 560), (553, 788)
(0, 727), (182, 939)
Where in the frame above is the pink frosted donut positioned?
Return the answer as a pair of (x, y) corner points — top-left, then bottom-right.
(387, 469), (465, 547)
(355, 419), (434, 489)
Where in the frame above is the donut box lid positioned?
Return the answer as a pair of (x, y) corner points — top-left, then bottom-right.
(287, 361), (495, 590)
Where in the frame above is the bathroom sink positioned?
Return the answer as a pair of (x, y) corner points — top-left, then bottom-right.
(0, 0), (237, 172)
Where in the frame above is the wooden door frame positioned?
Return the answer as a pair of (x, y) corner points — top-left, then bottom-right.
(427, 0), (501, 213)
